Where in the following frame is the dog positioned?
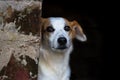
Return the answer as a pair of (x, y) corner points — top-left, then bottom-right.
(38, 17), (87, 80)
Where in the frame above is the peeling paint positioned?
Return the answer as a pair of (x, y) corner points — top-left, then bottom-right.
(0, 22), (40, 71)
(0, 1), (42, 79)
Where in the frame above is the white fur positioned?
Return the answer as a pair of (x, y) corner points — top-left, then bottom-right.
(38, 17), (87, 80)
(38, 45), (72, 80)
(48, 17), (72, 51)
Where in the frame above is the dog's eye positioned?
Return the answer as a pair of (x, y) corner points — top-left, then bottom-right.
(46, 26), (55, 32)
(64, 26), (71, 31)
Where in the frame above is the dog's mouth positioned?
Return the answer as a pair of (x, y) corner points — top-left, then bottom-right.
(56, 46), (67, 50)
(52, 45), (68, 50)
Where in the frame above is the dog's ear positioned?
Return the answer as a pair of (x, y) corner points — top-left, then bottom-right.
(40, 18), (47, 28)
(71, 20), (87, 41)
(40, 18), (48, 40)
(40, 18), (48, 33)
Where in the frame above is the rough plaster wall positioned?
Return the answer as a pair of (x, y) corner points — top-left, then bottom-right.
(0, 22), (40, 71)
(0, 0), (42, 79)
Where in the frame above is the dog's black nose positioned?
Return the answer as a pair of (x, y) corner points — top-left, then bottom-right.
(58, 37), (67, 45)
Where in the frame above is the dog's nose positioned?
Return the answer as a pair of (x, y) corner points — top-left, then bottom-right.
(58, 37), (67, 45)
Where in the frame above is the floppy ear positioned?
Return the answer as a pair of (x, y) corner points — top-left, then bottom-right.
(40, 18), (47, 41)
(71, 20), (87, 41)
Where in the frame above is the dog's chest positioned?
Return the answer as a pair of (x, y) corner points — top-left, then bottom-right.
(38, 61), (70, 80)
(38, 49), (70, 80)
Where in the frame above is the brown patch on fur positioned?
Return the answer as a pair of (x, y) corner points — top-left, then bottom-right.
(40, 18), (51, 46)
(64, 19), (76, 39)
(70, 20), (84, 35)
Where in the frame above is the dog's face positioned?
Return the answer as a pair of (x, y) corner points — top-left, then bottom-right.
(41, 17), (87, 52)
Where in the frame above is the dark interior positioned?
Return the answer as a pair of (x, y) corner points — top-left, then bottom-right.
(41, 0), (111, 80)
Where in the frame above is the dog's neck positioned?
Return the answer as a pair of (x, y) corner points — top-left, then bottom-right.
(38, 45), (73, 80)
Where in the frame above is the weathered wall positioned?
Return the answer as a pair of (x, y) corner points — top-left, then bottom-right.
(0, 0), (42, 80)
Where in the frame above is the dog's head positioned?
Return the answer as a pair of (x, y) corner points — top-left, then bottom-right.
(41, 17), (87, 52)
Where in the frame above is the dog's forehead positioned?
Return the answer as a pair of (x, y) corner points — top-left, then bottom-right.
(49, 17), (66, 29)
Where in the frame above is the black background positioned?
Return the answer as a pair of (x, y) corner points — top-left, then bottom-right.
(41, 0), (112, 80)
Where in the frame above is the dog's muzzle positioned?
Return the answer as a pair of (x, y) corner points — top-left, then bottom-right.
(57, 37), (67, 49)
